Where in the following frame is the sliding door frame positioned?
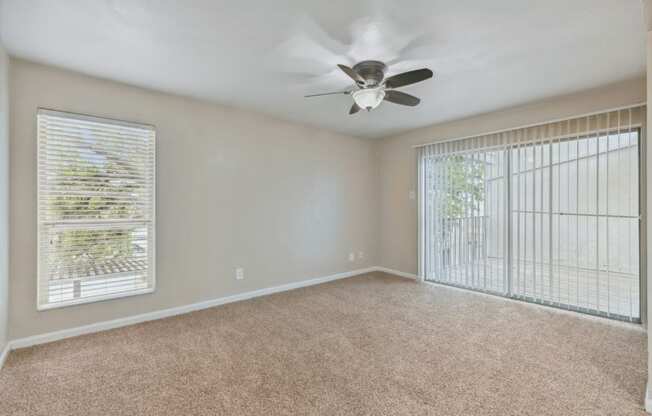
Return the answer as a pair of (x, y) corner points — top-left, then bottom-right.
(419, 126), (646, 324)
(639, 124), (647, 325)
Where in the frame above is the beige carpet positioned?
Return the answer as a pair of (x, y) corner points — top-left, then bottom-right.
(0, 272), (647, 415)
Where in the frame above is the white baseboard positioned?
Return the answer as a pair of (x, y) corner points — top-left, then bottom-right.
(7, 267), (378, 351)
(374, 266), (420, 280)
(0, 342), (9, 370)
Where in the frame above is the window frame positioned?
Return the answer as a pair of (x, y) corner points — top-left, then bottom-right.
(36, 108), (157, 310)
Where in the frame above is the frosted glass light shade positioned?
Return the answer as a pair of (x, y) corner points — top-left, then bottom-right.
(352, 87), (385, 110)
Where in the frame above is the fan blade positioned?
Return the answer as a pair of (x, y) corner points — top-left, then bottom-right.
(304, 90), (350, 98)
(384, 90), (420, 106)
(384, 68), (433, 89)
(337, 64), (366, 85)
(349, 103), (361, 114)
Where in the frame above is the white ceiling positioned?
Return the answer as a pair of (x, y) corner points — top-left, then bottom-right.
(0, 0), (646, 138)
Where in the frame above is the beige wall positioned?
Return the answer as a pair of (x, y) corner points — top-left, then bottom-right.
(376, 77), (646, 275)
(0, 44), (9, 351)
(9, 59), (378, 340)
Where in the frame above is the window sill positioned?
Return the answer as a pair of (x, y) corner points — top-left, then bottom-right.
(37, 287), (155, 311)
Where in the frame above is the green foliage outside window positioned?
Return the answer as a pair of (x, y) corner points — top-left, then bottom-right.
(49, 149), (143, 279)
(428, 155), (485, 219)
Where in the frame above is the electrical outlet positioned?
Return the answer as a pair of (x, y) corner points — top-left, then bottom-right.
(348, 252), (355, 262)
(409, 190), (416, 200)
(358, 251), (364, 260)
(235, 267), (244, 280)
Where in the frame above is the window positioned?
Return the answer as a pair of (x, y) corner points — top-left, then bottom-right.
(418, 107), (644, 322)
(37, 109), (155, 309)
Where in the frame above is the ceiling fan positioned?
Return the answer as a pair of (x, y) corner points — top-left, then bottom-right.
(305, 60), (433, 114)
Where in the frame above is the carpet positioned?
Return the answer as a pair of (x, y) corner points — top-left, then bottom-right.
(0, 272), (647, 415)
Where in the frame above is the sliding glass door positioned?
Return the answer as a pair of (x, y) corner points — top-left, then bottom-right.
(422, 149), (508, 294)
(419, 109), (643, 322)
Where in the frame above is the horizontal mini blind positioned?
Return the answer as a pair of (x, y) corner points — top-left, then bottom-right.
(418, 105), (644, 321)
(38, 109), (156, 309)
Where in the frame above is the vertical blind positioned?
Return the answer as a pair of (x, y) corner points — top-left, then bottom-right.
(418, 106), (644, 321)
(38, 109), (156, 309)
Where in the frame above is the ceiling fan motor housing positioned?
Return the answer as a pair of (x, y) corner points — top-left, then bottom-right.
(352, 60), (387, 87)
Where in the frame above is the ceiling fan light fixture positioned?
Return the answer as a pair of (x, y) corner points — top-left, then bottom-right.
(305, 61), (433, 115)
(351, 87), (385, 111)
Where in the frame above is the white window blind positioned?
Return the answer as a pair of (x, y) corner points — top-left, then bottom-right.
(37, 109), (156, 310)
(418, 105), (645, 322)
